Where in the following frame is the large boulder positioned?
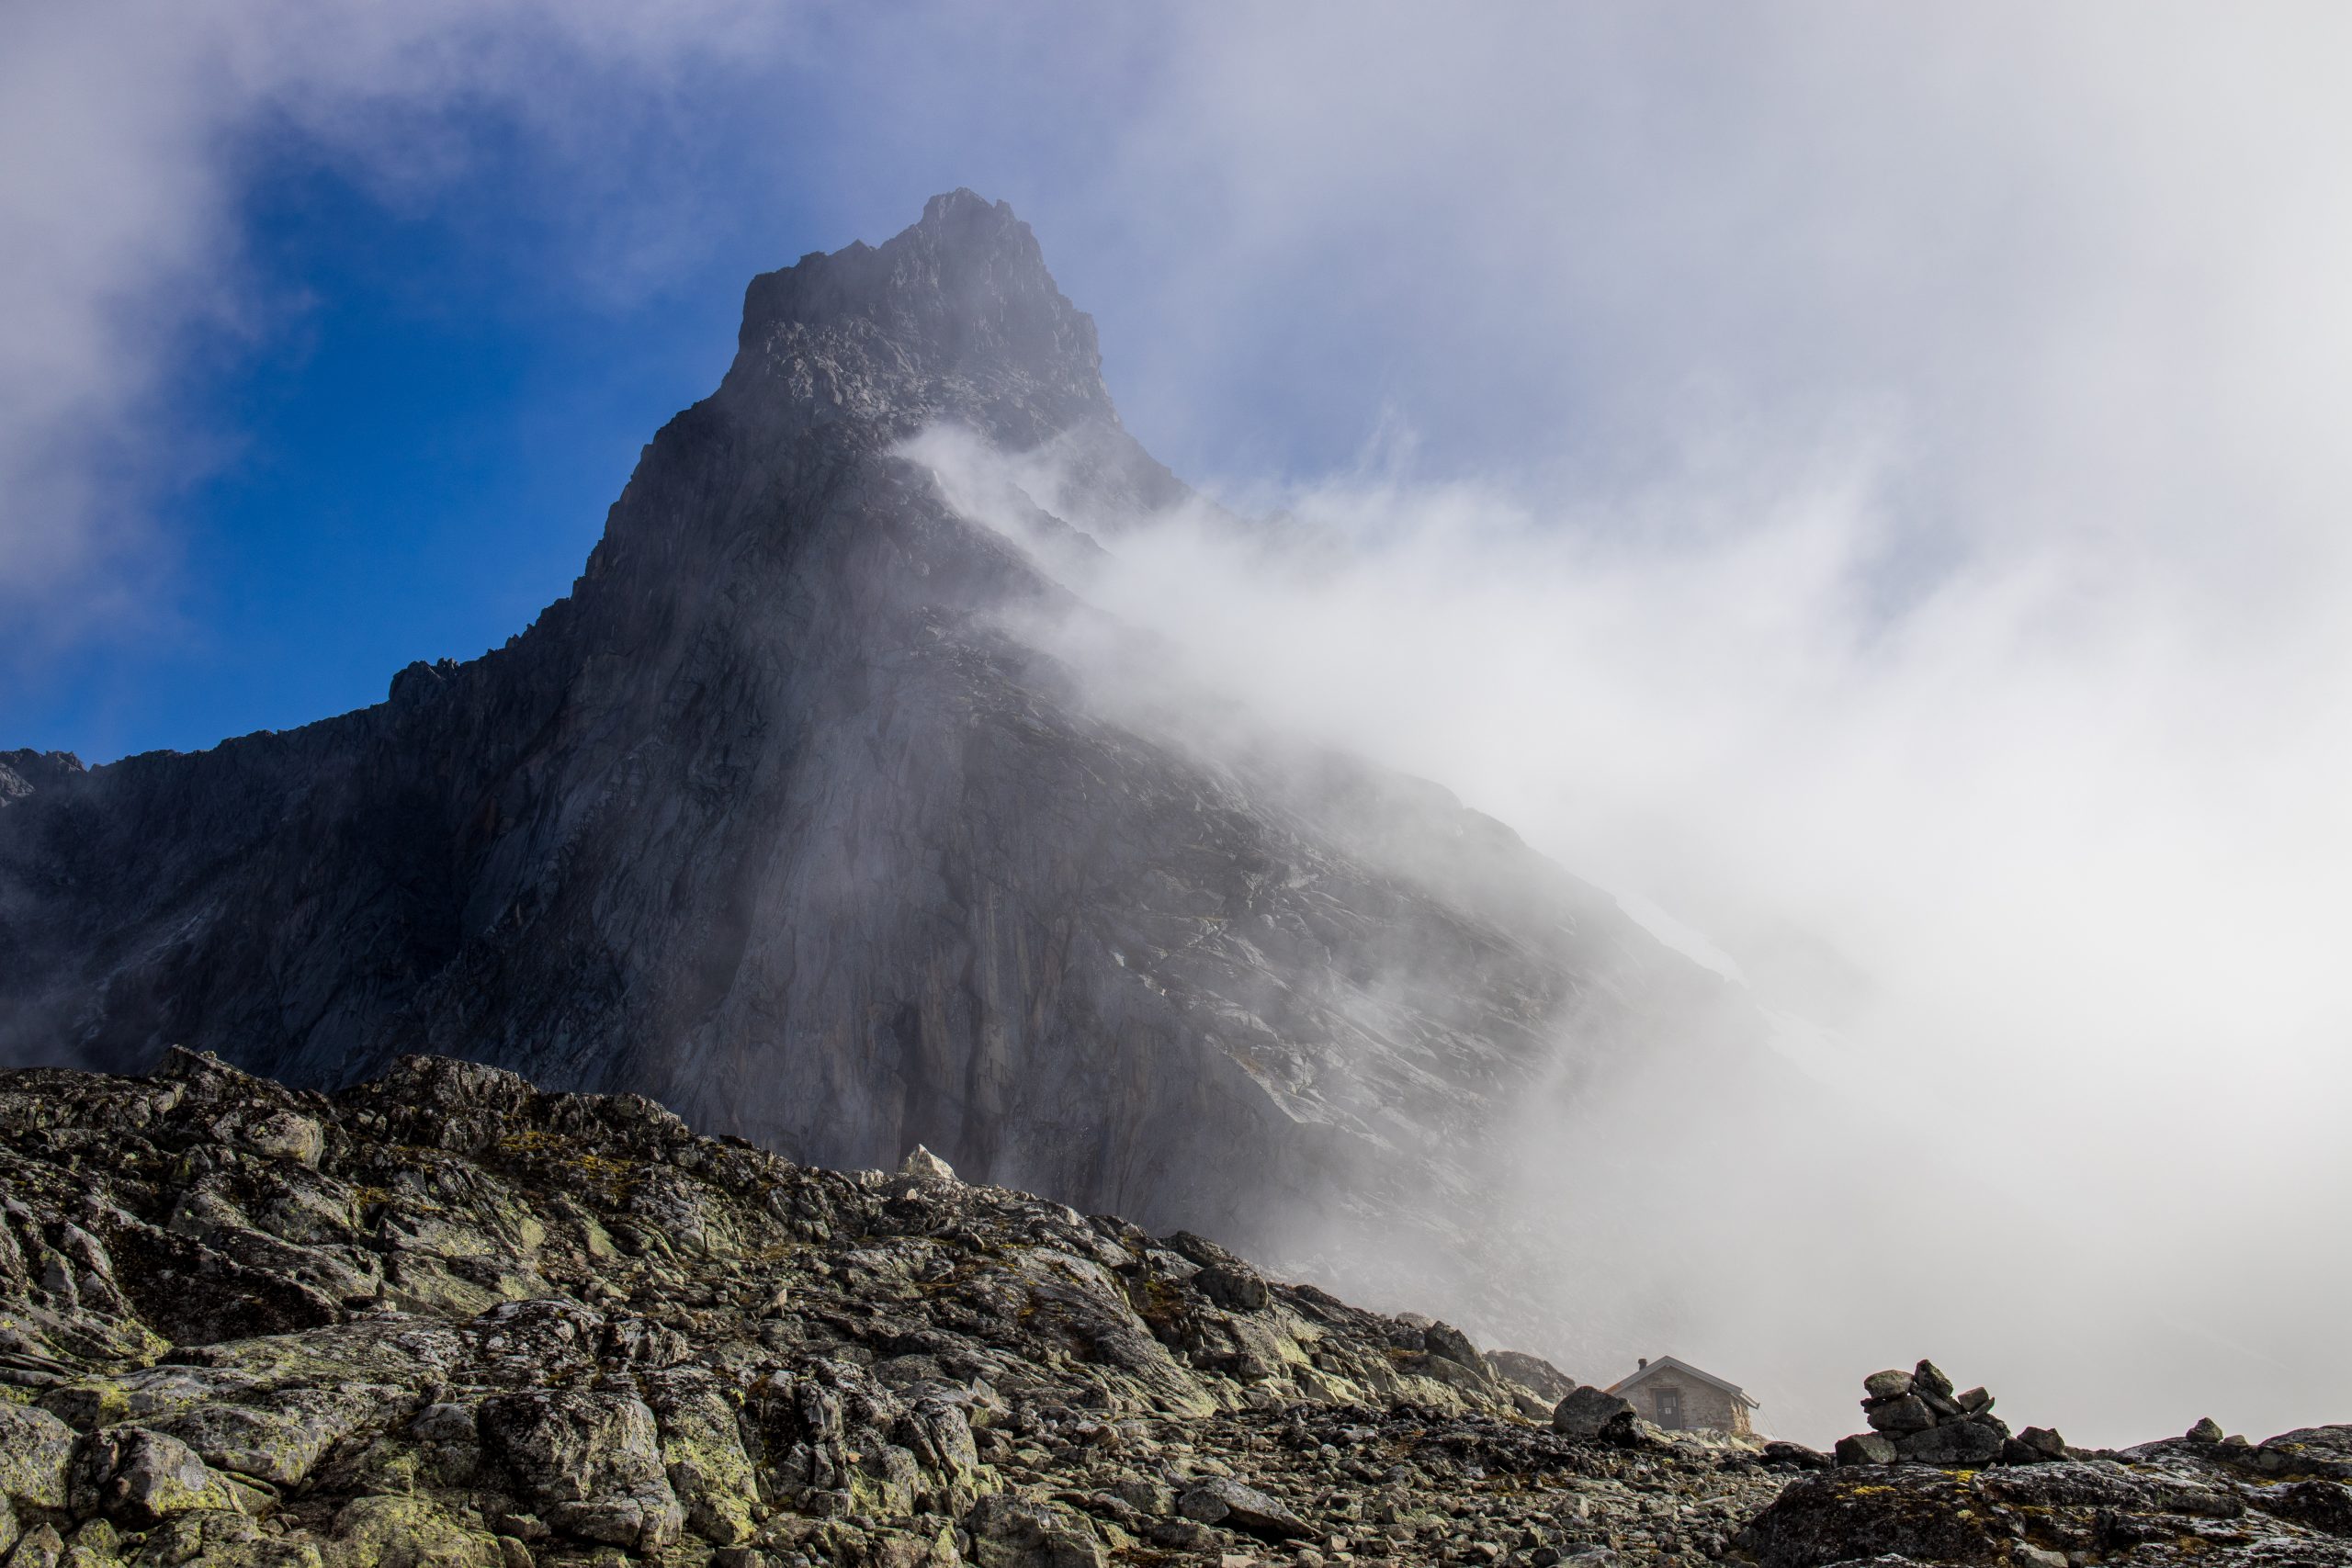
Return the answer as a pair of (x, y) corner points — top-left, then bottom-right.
(1894, 1419), (2006, 1466)
(2004, 1426), (2068, 1464)
(1834, 1433), (1899, 1467)
(1191, 1263), (1272, 1314)
(146, 1386), (393, 1487)
(1175, 1475), (1313, 1540)
(1861, 1370), (1914, 1401)
(643, 1369), (758, 1546)
(476, 1389), (684, 1551)
(1423, 1320), (1485, 1372)
(321, 1495), (505, 1568)
(1488, 1349), (1577, 1403)
(897, 1145), (958, 1183)
(1864, 1394), (1935, 1434)
(1553, 1384), (1637, 1440)
(0, 1404), (74, 1511)
(1736, 1469), (2016, 1568)
(965, 1493), (1105, 1568)
(74, 1427), (249, 1527)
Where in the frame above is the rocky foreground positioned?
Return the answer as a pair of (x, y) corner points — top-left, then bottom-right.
(2, 1053), (2348, 1567)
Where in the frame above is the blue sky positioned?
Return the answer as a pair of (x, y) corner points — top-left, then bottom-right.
(2, 15), (1148, 760)
(47, 154), (733, 758)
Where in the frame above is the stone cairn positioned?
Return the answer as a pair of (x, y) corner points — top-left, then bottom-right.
(1834, 1359), (2071, 1467)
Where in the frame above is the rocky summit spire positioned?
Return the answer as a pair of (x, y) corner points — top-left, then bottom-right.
(0, 194), (1761, 1356)
(721, 189), (1117, 451)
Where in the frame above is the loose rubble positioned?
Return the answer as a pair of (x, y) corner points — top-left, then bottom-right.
(0, 1051), (1799, 1567)
(6, 1051), (2351, 1567)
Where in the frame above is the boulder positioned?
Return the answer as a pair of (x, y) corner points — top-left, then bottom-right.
(2262, 1479), (2352, 1537)
(74, 1427), (248, 1527)
(323, 1495), (505, 1568)
(1487, 1349), (1578, 1404)
(2004, 1426), (2068, 1463)
(476, 1389), (683, 1551)
(235, 1109), (326, 1167)
(1192, 1263), (1271, 1314)
(1552, 1385), (1637, 1440)
(898, 1145), (957, 1184)
(1736, 1471), (2011, 1568)
(1176, 1476), (1313, 1540)
(1955, 1387), (1993, 1416)
(1109, 1476), (1174, 1516)
(1861, 1370), (1914, 1402)
(1763, 1441), (1833, 1470)
(1863, 1394), (1934, 1434)
(6, 1525), (63, 1568)
(1893, 1418), (2005, 1466)
(1911, 1359), (1955, 1400)
(2188, 1416), (2225, 1444)
(148, 1386), (391, 1487)
(1834, 1433), (1899, 1466)
(966, 1493), (1106, 1568)
(0, 1404), (75, 1511)
(644, 1369), (759, 1546)
(1422, 1321), (1485, 1372)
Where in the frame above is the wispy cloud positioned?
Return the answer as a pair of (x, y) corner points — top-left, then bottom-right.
(910, 368), (2352, 1440)
(0, 0), (798, 650)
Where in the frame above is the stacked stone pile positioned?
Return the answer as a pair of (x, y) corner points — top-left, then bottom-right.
(1832, 1359), (2070, 1468)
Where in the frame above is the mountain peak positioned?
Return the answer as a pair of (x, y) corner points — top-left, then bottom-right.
(917, 185), (1019, 234)
(728, 190), (1114, 448)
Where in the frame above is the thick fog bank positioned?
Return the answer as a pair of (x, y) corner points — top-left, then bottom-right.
(910, 423), (2352, 1450)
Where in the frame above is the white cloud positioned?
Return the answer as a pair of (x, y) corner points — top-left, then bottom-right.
(0, 0), (797, 643)
(911, 355), (2352, 1439)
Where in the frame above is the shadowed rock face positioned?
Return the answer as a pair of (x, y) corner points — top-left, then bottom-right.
(0, 191), (1749, 1274)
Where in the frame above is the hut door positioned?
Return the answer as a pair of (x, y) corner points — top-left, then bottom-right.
(1656, 1387), (1682, 1427)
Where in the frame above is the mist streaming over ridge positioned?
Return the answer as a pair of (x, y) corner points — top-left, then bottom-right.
(905, 412), (2352, 1447)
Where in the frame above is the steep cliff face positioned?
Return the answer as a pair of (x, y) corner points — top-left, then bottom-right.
(0, 192), (1749, 1278)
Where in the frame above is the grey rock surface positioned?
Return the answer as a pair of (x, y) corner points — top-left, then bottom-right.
(1833, 1431), (1897, 1466)
(1551, 1385), (1637, 1440)
(1860, 1369), (1913, 1401)
(0, 1046), (1808, 1565)
(1741, 1457), (2352, 1567)
(1892, 1417), (2005, 1465)
(1174, 1474), (1311, 1539)
(2, 1048), (2340, 1567)
(1864, 1393), (1934, 1434)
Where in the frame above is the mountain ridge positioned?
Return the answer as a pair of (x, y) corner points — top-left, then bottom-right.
(0, 194), (1756, 1364)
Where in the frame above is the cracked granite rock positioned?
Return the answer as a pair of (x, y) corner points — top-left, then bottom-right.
(0, 1048), (1811, 1566)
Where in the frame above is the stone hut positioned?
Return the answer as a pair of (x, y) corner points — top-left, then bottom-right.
(1607, 1355), (1758, 1436)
